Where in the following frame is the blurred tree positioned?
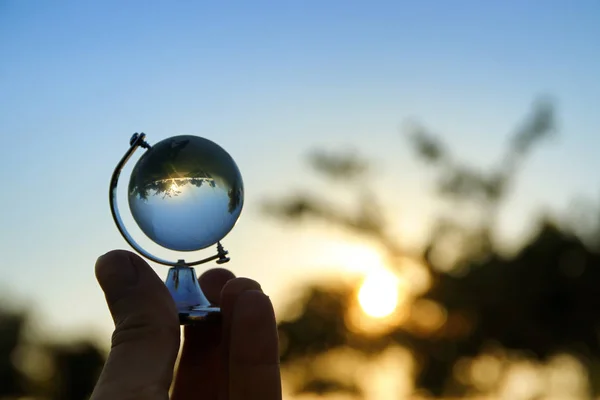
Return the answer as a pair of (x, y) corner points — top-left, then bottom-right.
(0, 304), (105, 400)
(47, 341), (105, 400)
(263, 98), (600, 398)
(0, 308), (28, 398)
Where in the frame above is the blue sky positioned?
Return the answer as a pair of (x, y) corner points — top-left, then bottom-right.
(1, 1), (600, 341)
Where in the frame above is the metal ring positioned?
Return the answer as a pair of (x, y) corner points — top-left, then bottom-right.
(109, 133), (228, 267)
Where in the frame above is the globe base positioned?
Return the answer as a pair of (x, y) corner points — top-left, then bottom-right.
(179, 305), (221, 325)
(165, 265), (221, 325)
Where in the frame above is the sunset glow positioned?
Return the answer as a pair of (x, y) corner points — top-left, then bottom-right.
(358, 269), (400, 318)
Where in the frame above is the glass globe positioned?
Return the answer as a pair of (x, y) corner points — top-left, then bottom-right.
(127, 135), (244, 252)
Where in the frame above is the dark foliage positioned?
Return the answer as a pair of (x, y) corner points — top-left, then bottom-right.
(0, 307), (106, 400)
(49, 342), (105, 400)
(0, 310), (28, 397)
(263, 98), (600, 397)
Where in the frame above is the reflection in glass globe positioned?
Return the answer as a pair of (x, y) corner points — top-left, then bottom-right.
(127, 135), (244, 252)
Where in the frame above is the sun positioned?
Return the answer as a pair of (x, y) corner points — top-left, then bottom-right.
(326, 242), (404, 319)
(358, 269), (400, 318)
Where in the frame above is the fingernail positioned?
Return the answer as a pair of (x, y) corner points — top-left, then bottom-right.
(230, 290), (278, 364)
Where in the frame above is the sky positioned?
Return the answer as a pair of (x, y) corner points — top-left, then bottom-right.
(1, 0), (600, 342)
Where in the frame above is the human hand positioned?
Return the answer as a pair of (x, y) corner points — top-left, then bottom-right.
(91, 250), (282, 400)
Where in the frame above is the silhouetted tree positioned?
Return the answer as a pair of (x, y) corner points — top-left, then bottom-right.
(0, 308), (28, 398)
(48, 341), (105, 400)
(262, 98), (600, 398)
(129, 135), (244, 215)
(0, 304), (106, 400)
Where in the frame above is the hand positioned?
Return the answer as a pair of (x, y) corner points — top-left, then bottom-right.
(91, 250), (282, 400)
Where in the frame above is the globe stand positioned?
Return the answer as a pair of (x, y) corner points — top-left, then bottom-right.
(109, 132), (233, 325)
(165, 263), (221, 324)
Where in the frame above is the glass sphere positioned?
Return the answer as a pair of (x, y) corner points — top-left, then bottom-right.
(128, 135), (244, 252)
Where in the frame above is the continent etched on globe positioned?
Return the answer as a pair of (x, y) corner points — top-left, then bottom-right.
(128, 135), (244, 251)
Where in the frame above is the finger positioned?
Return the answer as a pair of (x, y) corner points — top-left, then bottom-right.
(219, 278), (263, 400)
(228, 290), (281, 400)
(91, 250), (180, 400)
(199, 268), (236, 305)
(171, 268), (236, 400)
(173, 277), (262, 400)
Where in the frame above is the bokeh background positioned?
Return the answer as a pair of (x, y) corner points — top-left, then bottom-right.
(2, 1), (600, 399)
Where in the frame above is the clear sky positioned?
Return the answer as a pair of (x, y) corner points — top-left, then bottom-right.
(1, 1), (600, 342)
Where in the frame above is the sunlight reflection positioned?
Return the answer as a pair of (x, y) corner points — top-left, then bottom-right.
(545, 354), (589, 398)
(406, 299), (447, 335)
(452, 350), (590, 400)
(283, 347), (414, 400)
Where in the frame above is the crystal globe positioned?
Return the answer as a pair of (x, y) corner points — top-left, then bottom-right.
(127, 135), (244, 252)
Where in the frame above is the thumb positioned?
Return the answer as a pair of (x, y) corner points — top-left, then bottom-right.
(91, 250), (180, 400)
